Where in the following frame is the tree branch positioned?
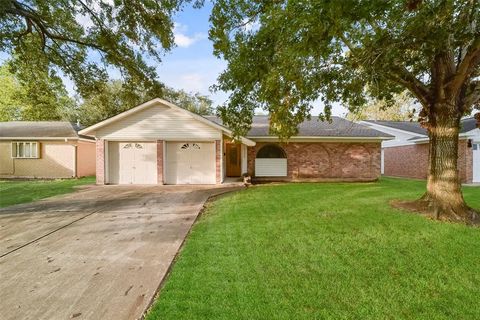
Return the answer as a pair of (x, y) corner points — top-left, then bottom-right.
(464, 80), (480, 107)
(447, 36), (480, 93)
(388, 66), (431, 107)
(5, 1), (107, 52)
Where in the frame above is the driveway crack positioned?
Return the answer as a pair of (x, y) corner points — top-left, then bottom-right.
(0, 208), (103, 259)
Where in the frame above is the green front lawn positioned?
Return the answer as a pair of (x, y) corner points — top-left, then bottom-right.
(0, 176), (95, 208)
(147, 177), (480, 320)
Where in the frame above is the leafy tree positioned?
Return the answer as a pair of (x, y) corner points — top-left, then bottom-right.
(75, 80), (214, 127)
(0, 64), (22, 121)
(210, 0), (480, 222)
(0, 0), (201, 96)
(164, 88), (214, 116)
(346, 91), (417, 121)
(0, 61), (75, 121)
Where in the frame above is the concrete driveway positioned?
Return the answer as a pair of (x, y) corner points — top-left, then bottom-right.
(0, 184), (242, 320)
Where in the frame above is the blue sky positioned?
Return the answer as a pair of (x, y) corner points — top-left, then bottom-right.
(158, 3), (228, 105)
(156, 3), (347, 116)
(0, 2), (347, 116)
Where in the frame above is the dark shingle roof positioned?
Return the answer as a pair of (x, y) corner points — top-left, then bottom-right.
(0, 121), (93, 139)
(363, 120), (427, 135)
(364, 118), (477, 135)
(461, 117), (478, 133)
(205, 115), (392, 138)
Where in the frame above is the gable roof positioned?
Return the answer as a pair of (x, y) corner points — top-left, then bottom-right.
(205, 115), (393, 139)
(363, 118), (477, 135)
(78, 98), (256, 146)
(0, 121), (93, 140)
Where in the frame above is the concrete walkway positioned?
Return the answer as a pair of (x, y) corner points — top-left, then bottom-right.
(0, 184), (242, 320)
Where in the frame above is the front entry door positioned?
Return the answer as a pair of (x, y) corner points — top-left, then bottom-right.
(226, 143), (241, 177)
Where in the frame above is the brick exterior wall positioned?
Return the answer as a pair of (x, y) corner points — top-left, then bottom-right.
(76, 140), (96, 177)
(96, 140), (105, 185)
(384, 144), (429, 180)
(460, 140), (473, 183)
(157, 140), (164, 184)
(247, 142), (381, 181)
(215, 140), (221, 183)
(384, 140), (473, 183)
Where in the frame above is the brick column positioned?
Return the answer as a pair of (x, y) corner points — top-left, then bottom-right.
(96, 139), (105, 185)
(157, 140), (164, 184)
(247, 145), (256, 177)
(215, 140), (221, 184)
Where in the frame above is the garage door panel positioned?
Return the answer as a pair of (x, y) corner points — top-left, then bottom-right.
(108, 142), (120, 184)
(165, 142), (215, 184)
(119, 143), (135, 184)
(133, 143), (157, 184)
(108, 142), (157, 184)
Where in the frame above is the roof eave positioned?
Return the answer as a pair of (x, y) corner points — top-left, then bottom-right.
(247, 136), (394, 141)
(359, 121), (428, 137)
(0, 137), (79, 140)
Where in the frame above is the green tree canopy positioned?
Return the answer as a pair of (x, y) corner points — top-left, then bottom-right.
(75, 80), (214, 127)
(346, 91), (417, 121)
(0, 61), (75, 121)
(210, 0), (480, 221)
(1, 0), (201, 96)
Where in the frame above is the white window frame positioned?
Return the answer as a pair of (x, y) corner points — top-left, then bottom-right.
(11, 141), (40, 159)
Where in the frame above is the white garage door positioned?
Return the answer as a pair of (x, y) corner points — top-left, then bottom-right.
(165, 142), (216, 184)
(108, 142), (157, 184)
(474, 143), (480, 183)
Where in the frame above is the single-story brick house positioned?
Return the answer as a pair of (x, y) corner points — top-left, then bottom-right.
(0, 121), (96, 179)
(79, 98), (393, 185)
(361, 118), (480, 183)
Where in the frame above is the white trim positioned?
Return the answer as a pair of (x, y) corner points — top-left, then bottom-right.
(249, 136), (393, 142)
(0, 137), (86, 141)
(78, 98), (256, 147)
(408, 136), (470, 144)
(163, 141), (166, 185)
(98, 137), (221, 143)
(382, 141), (419, 147)
(220, 137), (224, 183)
(359, 121), (428, 138)
(380, 135), (472, 148)
(104, 140), (109, 184)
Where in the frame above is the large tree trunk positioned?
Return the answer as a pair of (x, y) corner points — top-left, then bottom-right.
(420, 107), (478, 222)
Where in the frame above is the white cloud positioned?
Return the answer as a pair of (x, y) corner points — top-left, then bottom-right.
(157, 57), (227, 104)
(178, 73), (205, 92)
(173, 23), (207, 48)
(75, 13), (94, 28)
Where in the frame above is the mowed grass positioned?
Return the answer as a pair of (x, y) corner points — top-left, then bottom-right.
(0, 176), (95, 208)
(147, 177), (480, 320)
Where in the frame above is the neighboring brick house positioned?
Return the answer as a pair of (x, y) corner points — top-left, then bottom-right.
(0, 121), (96, 179)
(79, 98), (393, 185)
(361, 119), (480, 183)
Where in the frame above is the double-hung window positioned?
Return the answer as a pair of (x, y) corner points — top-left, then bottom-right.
(11, 142), (39, 159)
